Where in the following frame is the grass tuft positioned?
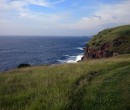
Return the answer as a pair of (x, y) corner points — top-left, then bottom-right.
(0, 54), (130, 110)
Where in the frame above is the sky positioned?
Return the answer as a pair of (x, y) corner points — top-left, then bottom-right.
(0, 0), (130, 36)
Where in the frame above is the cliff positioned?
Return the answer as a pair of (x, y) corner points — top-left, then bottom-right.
(82, 25), (130, 60)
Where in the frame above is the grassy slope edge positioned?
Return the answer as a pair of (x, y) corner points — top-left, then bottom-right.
(0, 54), (130, 110)
(87, 25), (130, 54)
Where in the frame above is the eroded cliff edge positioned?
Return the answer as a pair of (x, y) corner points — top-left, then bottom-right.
(82, 25), (130, 60)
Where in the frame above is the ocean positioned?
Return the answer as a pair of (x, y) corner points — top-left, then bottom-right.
(0, 37), (90, 71)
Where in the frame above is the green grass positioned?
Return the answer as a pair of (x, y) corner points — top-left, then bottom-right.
(0, 54), (130, 110)
(88, 25), (130, 54)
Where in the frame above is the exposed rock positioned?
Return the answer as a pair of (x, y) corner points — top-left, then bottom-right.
(82, 25), (130, 60)
(18, 64), (31, 68)
(82, 43), (113, 60)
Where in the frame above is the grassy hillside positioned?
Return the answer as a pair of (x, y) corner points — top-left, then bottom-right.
(88, 25), (130, 54)
(0, 54), (130, 110)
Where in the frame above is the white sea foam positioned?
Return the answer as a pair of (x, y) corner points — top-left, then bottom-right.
(75, 54), (83, 62)
(82, 41), (88, 45)
(63, 55), (69, 57)
(58, 54), (84, 64)
(77, 47), (84, 50)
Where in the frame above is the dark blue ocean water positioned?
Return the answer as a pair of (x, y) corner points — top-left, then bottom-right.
(0, 37), (90, 71)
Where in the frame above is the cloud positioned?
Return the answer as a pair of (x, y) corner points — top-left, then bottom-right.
(0, 0), (66, 12)
(52, 0), (66, 5)
(0, 0), (130, 36)
(62, 0), (130, 33)
(27, 0), (50, 7)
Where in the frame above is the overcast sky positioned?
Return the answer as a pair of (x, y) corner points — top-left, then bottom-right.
(0, 0), (130, 36)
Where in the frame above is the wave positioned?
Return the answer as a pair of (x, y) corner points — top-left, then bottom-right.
(62, 55), (69, 57)
(58, 54), (84, 64)
(76, 47), (84, 50)
(82, 41), (88, 45)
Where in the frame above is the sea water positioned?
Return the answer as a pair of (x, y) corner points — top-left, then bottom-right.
(0, 36), (90, 71)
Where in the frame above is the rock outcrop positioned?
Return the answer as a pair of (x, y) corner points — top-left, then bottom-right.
(82, 25), (130, 60)
(82, 43), (113, 60)
(18, 64), (31, 68)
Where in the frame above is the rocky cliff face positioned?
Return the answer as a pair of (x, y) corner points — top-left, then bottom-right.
(82, 43), (113, 60)
(82, 25), (130, 60)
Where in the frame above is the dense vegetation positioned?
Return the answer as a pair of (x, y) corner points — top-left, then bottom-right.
(1, 25), (130, 110)
(88, 25), (130, 54)
(0, 54), (130, 110)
